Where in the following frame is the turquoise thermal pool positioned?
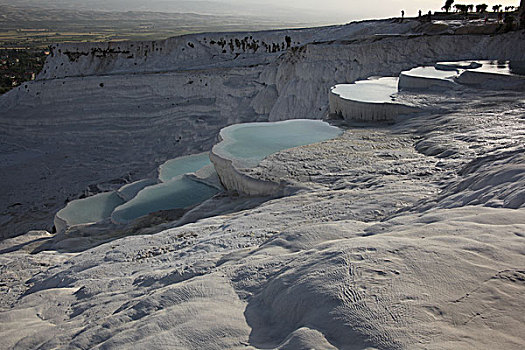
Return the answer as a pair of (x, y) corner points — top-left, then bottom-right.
(159, 153), (211, 182)
(213, 119), (342, 168)
(111, 176), (219, 224)
(56, 152), (218, 229)
(56, 192), (125, 227)
(330, 77), (399, 103)
(112, 152), (218, 224)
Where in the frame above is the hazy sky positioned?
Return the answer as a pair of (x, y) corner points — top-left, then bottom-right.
(4, 0), (522, 24)
(253, 0), (521, 21)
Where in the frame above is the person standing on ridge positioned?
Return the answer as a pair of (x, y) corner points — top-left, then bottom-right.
(401, 10), (405, 22)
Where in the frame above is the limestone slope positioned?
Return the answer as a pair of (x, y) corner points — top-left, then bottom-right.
(1, 22), (524, 237)
(0, 21), (525, 349)
(1, 73), (525, 348)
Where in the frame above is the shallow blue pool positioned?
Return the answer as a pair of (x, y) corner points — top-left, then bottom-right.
(56, 191), (125, 227)
(214, 119), (342, 168)
(158, 153), (211, 182)
(111, 176), (219, 223)
(331, 77), (399, 103)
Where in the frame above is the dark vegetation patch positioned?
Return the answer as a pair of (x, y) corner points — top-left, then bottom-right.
(0, 48), (47, 94)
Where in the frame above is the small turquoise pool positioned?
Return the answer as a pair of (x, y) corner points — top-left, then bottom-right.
(56, 191), (125, 227)
(111, 176), (219, 224)
(331, 77), (399, 103)
(158, 153), (211, 182)
(213, 119), (342, 168)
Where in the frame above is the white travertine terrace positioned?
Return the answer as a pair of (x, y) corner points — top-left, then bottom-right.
(399, 66), (460, 90)
(54, 153), (220, 230)
(330, 60), (525, 128)
(54, 191), (125, 234)
(454, 60), (525, 90)
(329, 77), (420, 122)
(435, 61), (482, 70)
(210, 120), (342, 196)
(399, 60), (525, 92)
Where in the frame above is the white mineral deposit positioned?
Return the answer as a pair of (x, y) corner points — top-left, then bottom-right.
(1, 12), (524, 350)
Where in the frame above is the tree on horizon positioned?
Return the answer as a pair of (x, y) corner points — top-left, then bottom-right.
(476, 4), (488, 13)
(454, 4), (469, 14)
(442, 0), (455, 12)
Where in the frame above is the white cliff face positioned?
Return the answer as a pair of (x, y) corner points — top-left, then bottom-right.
(37, 20), (422, 80)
